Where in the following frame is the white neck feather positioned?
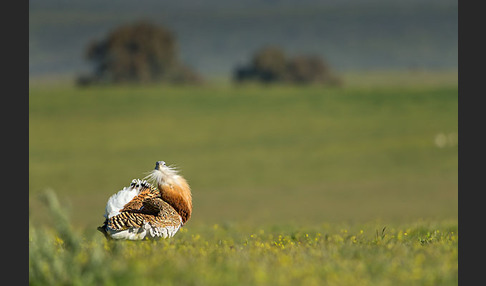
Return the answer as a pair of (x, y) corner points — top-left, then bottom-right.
(144, 167), (182, 187)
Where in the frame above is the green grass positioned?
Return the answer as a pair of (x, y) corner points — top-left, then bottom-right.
(30, 191), (457, 285)
(29, 75), (457, 231)
(30, 73), (457, 284)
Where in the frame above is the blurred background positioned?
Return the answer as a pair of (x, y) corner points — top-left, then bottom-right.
(29, 0), (458, 234)
(29, 0), (457, 81)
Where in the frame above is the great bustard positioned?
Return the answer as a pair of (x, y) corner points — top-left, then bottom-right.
(98, 161), (192, 240)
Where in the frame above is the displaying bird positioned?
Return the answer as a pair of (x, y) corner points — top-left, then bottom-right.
(97, 161), (192, 240)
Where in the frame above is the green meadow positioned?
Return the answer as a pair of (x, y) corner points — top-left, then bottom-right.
(30, 191), (457, 285)
(29, 71), (458, 285)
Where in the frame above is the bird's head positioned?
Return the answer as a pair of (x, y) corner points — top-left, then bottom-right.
(145, 161), (178, 184)
(155, 160), (166, 169)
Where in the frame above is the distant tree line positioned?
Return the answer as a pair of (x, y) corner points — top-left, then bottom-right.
(78, 21), (342, 86)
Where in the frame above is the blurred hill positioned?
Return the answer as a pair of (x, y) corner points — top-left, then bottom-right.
(29, 0), (457, 80)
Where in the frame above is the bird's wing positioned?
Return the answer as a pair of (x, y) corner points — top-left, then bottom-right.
(106, 198), (181, 231)
(139, 196), (167, 214)
(119, 185), (159, 213)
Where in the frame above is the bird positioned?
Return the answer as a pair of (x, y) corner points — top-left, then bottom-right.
(97, 161), (192, 240)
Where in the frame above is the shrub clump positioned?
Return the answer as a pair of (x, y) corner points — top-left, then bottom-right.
(234, 46), (342, 86)
(77, 21), (202, 86)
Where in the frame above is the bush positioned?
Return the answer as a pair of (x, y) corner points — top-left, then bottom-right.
(78, 21), (202, 85)
(234, 46), (342, 86)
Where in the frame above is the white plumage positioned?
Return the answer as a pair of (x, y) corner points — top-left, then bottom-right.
(104, 179), (145, 219)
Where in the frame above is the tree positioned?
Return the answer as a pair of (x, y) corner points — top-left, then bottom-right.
(251, 46), (287, 83)
(234, 46), (341, 86)
(286, 55), (341, 85)
(78, 21), (202, 85)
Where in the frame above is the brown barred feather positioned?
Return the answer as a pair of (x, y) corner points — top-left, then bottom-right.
(105, 197), (181, 231)
(120, 185), (159, 213)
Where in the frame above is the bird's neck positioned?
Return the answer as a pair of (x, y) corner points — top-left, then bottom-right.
(158, 179), (192, 224)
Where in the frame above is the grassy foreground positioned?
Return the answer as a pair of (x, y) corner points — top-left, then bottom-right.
(30, 191), (457, 286)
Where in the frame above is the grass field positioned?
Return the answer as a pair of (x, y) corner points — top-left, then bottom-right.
(29, 71), (458, 285)
(30, 190), (457, 285)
